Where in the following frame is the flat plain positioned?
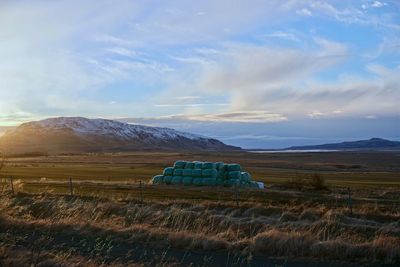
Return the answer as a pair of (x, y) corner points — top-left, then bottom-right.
(0, 151), (399, 266)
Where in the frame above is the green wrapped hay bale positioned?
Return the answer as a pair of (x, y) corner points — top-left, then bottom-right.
(219, 163), (226, 171)
(227, 164), (241, 172)
(151, 175), (164, 184)
(202, 177), (217, 186)
(241, 172), (251, 182)
(215, 162), (224, 170)
(173, 169), (184, 176)
(164, 176), (172, 185)
(184, 162), (195, 169)
(192, 169), (202, 177)
(194, 162), (203, 169)
(217, 171), (225, 179)
(171, 176), (183, 185)
(193, 178), (203, 186)
(182, 176), (193, 186)
(174, 161), (187, 168)
(202, 169), (217, 178)
(240, 180), (250, 186)
(153, 160), (254, 188)
(182, 169), (192, 176)
(163, 167), (174, 176)
(228, 171), (241, 179)
(202, 162), (216, 169)
(216, 178), (225, 186)
(225, 179), (240, 187)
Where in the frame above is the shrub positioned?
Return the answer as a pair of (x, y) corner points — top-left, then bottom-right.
(287, 176), (307, 190)
(309, 173), (328, 191)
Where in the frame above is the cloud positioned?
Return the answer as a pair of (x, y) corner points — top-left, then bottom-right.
(0, 0), (399, 127)
(154, 103), (228, 108)
(365, 115), (377, 119)
(193, 39), (347, 93)
(308, 1), (398, 30)
(105, 47), (137, 57)
(296, 8), (312, 16)
(186, 111), (287, 123)
(371, 1), (385, 8)
(164, 37), (400, 119)
(265, 31), (300, 42)
(121, 110), (287, 123)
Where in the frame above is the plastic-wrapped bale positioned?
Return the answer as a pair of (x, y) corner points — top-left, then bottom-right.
(173, 169), (184, 176)
(202, 177), (217, 186)
(240, 180), (251, 186)
(194, 162), (203, 169)
(192, 169), (202, 177)
(193, 178), (203, 186)
(184, 162), (195, 169)
(171, 176), (182, 185)
(151, 175), (164, 184)
(215, 162), (224, 170)
(241, 172), (251, 182)
(216, 178), (225, 186)
(174, 161), (187, 169)
(225, 179), (240, 187)
(164, 176), (172, 185)
(202, 162), (216, 169)
(228, 171), (241, 180)
(163, 167), (174, 176)
(250, 181), (259, 188)
(202, 169), (217, 178)
(182, 169), (192, 176)
(182, 176), (193, 186)
(227, 164), (241, 172)
(217, 170), (225, 180)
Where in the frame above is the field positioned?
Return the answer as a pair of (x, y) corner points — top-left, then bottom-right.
(0, 151), (399, 266)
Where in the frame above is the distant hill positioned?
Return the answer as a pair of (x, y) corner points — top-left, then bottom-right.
(0, 117), (240, 154)
(286, 138), (400, 151)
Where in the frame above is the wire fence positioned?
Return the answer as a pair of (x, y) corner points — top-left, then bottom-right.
(1, 176), (398, 212)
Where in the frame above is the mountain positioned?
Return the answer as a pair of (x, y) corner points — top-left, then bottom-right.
(286, 138), (400, 151)
(0, 117), (240, 154)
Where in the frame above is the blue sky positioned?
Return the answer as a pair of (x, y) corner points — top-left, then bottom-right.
(0, 0), (399, 148)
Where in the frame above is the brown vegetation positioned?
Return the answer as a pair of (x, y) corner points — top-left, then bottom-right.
(0, 151), (399, 266)
(0, 191), (398, 266)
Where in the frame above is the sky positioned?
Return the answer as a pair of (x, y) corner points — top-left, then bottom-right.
(0, 0), (399, 148)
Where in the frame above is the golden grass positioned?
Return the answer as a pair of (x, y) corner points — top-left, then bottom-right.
(0, 192), (399, 265)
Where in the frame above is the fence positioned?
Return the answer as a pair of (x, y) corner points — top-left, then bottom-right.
(1, 176), (395, 212)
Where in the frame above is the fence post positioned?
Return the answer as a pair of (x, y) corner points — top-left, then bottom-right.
(69, 178), (73, 197)
(347, 187), (353, 216)
(234, 183), (239, 208)
(9, 176), (14, 196)
(139, 180), (144, 204)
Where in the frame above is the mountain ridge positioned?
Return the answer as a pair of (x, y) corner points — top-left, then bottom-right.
(0, 117), (240, 154)
(285, 138), (400, 151)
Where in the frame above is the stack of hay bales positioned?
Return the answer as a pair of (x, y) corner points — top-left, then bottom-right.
(151, 161), (259, 188)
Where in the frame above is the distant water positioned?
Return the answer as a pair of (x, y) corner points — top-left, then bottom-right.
(248, 149), (339, 153)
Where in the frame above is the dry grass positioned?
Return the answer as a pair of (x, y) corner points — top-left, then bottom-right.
(0, 191), (399, 266)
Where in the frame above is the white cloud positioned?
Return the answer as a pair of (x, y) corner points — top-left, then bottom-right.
(154, 103), (228, 108)
(371, 1), (385, 8)
(265, 31), (300, 42)
(164, 39), (400, 119)
(105, 47), (137, 57)
(186, 111), (287, 123)
(0, 0), (398, 126)
(296, 8), (312, 16)
(127, 111), (287, 123)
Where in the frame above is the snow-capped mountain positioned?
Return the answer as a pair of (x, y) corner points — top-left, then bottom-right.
(0, 117), (240, 154)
